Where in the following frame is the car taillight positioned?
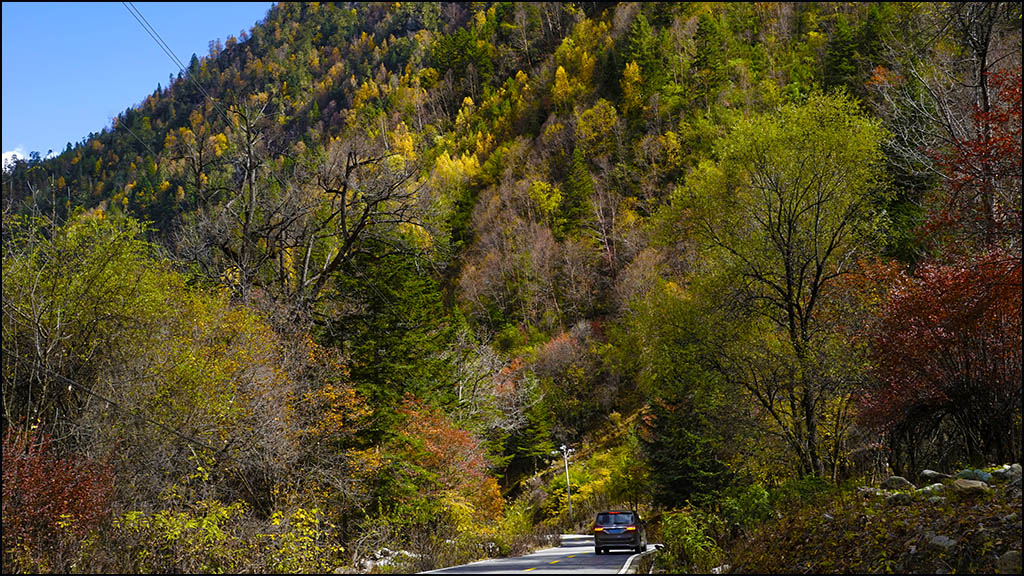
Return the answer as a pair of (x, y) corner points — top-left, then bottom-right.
(593, 525), (604, 532)
(625, 525), (637, 531)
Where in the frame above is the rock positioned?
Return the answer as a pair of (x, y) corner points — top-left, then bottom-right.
(992, 464), (1022, 483)
(916, 483), (946, 496)
(997, 550), (1022, 574)
(921, 469), (953, 482)
(881, 476), (916, 491)
(953, 478), (991, 495)
(927, 535), (959, 554)
(928, 496), (947, 505)
(1006, 476), (1021, 499)
(858, 486), (887, 498)
(375, 549), (418, 567)
(887, 492), (913, 506)
(957, 469), (993, 483)
(991, 465), (1011, 481)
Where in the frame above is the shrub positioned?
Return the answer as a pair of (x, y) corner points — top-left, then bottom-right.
(656, 508), (725, 573)
(110, 500), (252, 573)
(720, 483), (773, 535)
(2, 428), (114, 573)
(261, 507), (345, 573)
(494, 499), (550, 557)
(770, 474), (837, 508)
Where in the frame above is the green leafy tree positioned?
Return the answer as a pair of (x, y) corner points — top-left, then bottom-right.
(607, 430), (651, 512)
(2, 213), (164, 437)
(641, 399), (731, 508)
(3, 212), (302, 513)
(616, 279), (740, 503)
(683, 92), (888, 477)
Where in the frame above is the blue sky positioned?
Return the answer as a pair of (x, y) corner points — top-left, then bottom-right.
(2, 2), (275, 164)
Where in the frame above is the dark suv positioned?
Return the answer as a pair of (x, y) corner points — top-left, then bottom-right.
(592, 510), (647, 554)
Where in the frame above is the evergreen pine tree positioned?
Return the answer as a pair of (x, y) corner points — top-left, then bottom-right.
(693, 11), (725, 112)
(824, 14), (858, 90)
(557, 147), (594, 238)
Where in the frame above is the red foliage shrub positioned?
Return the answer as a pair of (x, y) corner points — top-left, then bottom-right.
(2, 428), (114, 571)
(861, 252), (1022, 470)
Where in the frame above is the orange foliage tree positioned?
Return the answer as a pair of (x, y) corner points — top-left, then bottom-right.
(394, 398), (503, 524)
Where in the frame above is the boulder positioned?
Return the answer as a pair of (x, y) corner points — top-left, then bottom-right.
(991, 465), (1011, 481)
(916, 483), (946, 496)
(953, 478), (991, 495)
(927, 535), (959, 554)
(921, 469), (953, 482)
(881, 476), (916, 491)
(997, 550), (1022, 574)
(375, 549), (418, 567)
(858, 486), (887, 498)
(1006, 476), (1021, 500)
(887, 492), (914, 506)
(991, 464), (1022, 483)
(957, 469), (993, 483)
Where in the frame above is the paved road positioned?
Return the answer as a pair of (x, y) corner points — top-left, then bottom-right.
(421, 535), (652, 574)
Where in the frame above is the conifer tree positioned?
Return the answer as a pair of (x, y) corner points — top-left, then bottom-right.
(557, 147), (594, 238)
(693, 11), (725, 112)
(824, 14), (857, 91)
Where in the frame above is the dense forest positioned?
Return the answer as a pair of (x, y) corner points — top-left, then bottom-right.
(2, 2), (1020, 573)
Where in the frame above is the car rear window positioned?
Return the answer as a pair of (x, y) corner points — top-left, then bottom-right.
(596, 512), (635, 525)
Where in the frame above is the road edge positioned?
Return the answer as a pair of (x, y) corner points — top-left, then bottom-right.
(617, 545), (660, 574)
(418, 534), (570, 574)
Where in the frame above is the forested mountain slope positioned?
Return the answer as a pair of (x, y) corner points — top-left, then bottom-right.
(3, 2), (1020, 573)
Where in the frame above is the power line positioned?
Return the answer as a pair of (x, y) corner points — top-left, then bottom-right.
(121, 1), (234, 127)
(120, 0), (302, 220)
(118, 2), (314, 274)
(2, 346), (230, 457)
(118, 116), (161, 160)
(122, 2), (189, 73)
(119, 1), (292, 187)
